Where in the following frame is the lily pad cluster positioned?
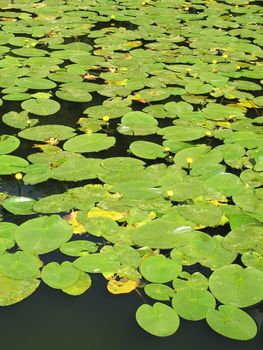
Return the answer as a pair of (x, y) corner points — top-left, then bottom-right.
(0, 0), (262, 342)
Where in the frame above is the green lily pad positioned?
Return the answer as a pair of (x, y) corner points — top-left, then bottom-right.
(0, 251), (42, 280)
(140, 255), (181, 283)
(2, 196), (36, 215)
(41, 261), (80, 289)
(62, 271), (92, 296)
(223, 224), (263, 255)
(0, 155), (29, 175)
(0, 135), (20, 154)
(209, 264), (263, 307)
(15, 215), (72, 255)
(118, 111), (158, 136)
(18, 125), (76, 141)
(136, 303), (180, 337)
(60, 240), (98, 257)
(63, 133), (116, 153)
(204, 173), (244, 197)
(206, 305), (257, 340)
(21, 98), (61, 116)
(172, 288), (216, 321)
(0, 272), (40, 306)
(73, 252), (121, 274)
(177, 202), (222, 227)
(144, 284), (175, 301)
(129, 141), (166, 159)
(2, 111), (38, 130)
(0, 222), (17, 241)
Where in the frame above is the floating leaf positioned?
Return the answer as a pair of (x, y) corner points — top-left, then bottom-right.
(118, 111), (158, 136)
(206, 305), (257, 340)
(0, 272), (40, 306)
(0, 155), (28, 175)
(136, 303), (180, 337)
(129, 141), (166, 159)
(140, 255), (181, 283)
(63, 133), (116, 153)
(0, 135), (20, 154)
(18, 125), (76, 141)
(144, 284), (175, 301)
(21, 99), (60, 116)
(107, 278), (138, 294)
(73, 252), (121, 274)
(41, 261), (80, 289)
(2, 196), (36, 215)
(0, 251), (42, 280)
(172, 288), (216, 321)
(15, 215), (72, 254)
(62, 272), (92, 296)
(209, 264), (263, 307)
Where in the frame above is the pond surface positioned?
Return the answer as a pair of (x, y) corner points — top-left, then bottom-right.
(0, 0), (263, 347)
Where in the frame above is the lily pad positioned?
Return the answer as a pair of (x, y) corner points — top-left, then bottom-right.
(2, 196), (36, 215)
(18, 125), (76, 141)
(172, 288), (216, 321)
(136, 303), (180, 337)
(41, 261), (80, 289)
(21, 99), (61, 116)
(0, 155), (29, 175)
(0, 272), (40, 306)
(63, 133), (116, 153)
(209, 264), (263, 307)
(118, 111), (158, 136)
(0, 251), (42, 280)
(129, 141), (166, 159)
(0, 135), (20, 154)
(206, 305), (257, 340)
(15, 215), (72, 255)
(140, 255), (181, 283)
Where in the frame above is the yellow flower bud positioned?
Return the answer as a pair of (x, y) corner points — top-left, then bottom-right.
(15, 173), (23, 180)
(164, 147), (170, 152)
(166, 190), (174, 198)
(205, 131), (212, 136)
(184, 7), (189, 10)
(212, 59), (217, 64)
(110, 15), (115, 19)
(186, 157), (193, 164)
(223, 54), (228, 59)
(102, 115), (110, 122)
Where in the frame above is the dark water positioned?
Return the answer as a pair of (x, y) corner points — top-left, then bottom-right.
(0, 279), (262, 350)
